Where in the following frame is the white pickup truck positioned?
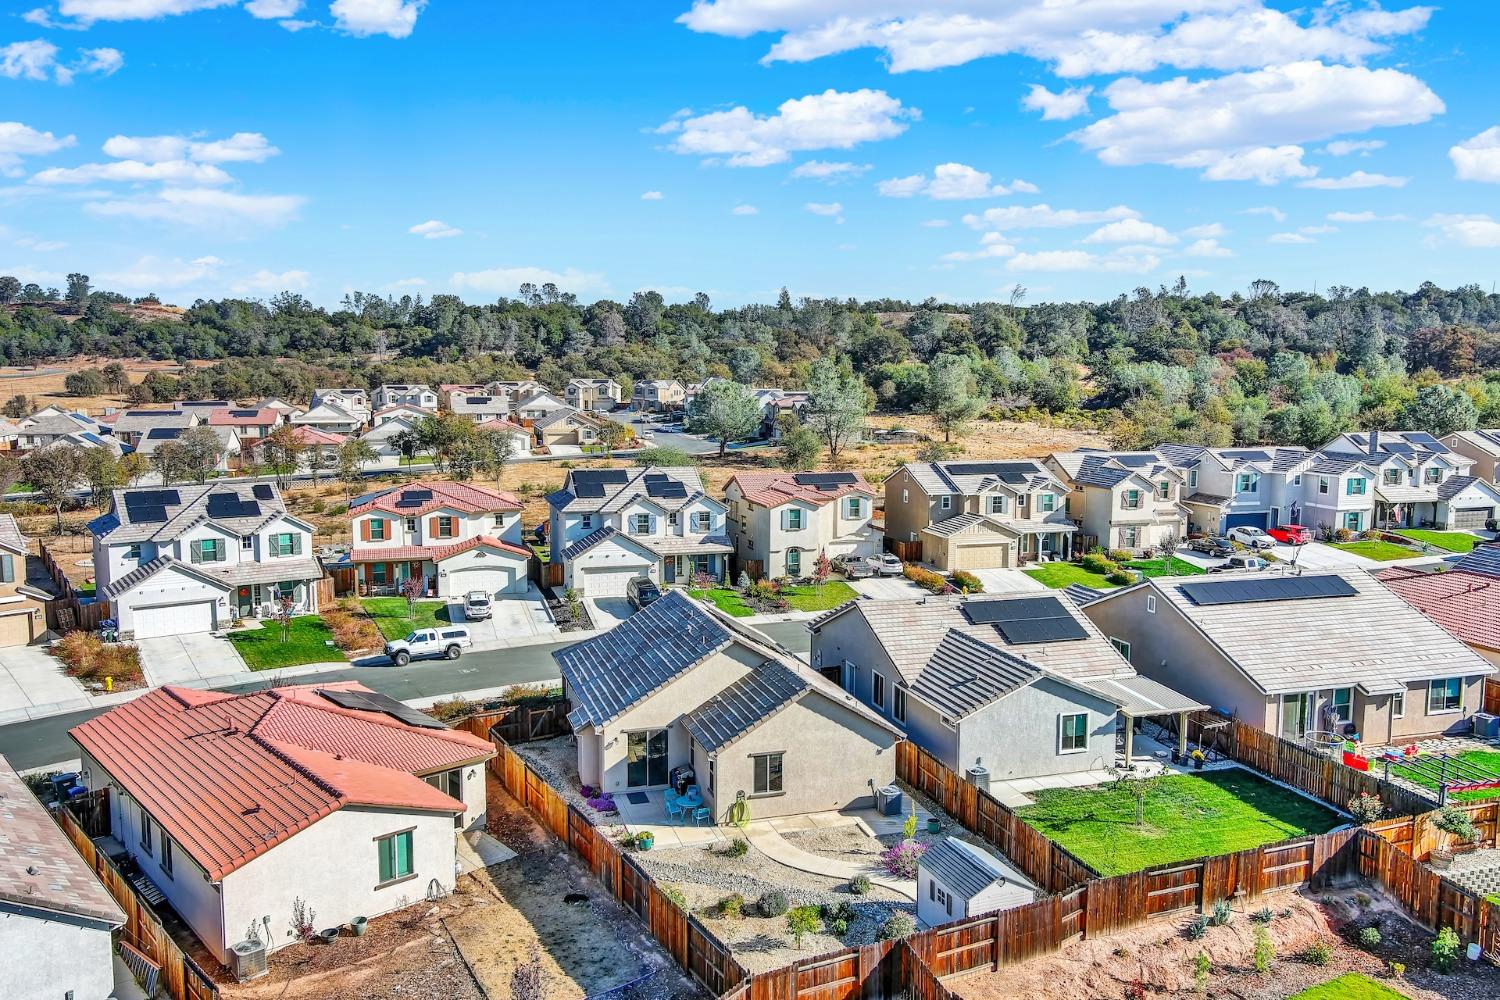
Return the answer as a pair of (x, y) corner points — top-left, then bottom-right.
(384, 626), (473, 666)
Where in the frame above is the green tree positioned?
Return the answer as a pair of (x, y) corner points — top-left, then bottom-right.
(2, 395), (29, 419)
(685, 380), (761, 457)
(1400, 384), (1479, 437)
(776, 415), (821, 470)
(926, 354), (985, 442)
(471, 426), (517, 489)
(23, 445), (84, 535)
(786, 906), (820, 949)
(633, 445), (697, 467)
(388, 428), (422, 477)
(255, 423), (307, 488)
(65, 272), (91, 314)
(64, 369), (107, 397)
(101, 361), (129, 394)
(78, 446), (123, 507)
(336, 437), (378, 502)
(0, 276), (20, 305)
(179, 425), (226, 484)
(803, 357), (869, 460)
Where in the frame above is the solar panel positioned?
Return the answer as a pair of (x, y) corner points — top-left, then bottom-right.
(994, 616), (1089, 645)
(793, 472), (858, 489)
(574, 482), (605, 498)
(403, 489), (433, 501)
(1178, 575), (1359, 607)
(206, 493), (260, 519)
(945, 462), (1037, 483)
(252, 484), (274, 500)
(318, 689), (447, 729)
(962, 595), (1088, 644)
(146, 426), (184, 440)
(125, 489), (180, 509)
(645, 479), (687, 498)
(231, 409), (260, 417)
(1113, 454), (1154, 468)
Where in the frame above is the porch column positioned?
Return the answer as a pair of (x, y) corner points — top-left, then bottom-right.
(1178, 712), (1190, 757)
(1123, 715), (1135, 768)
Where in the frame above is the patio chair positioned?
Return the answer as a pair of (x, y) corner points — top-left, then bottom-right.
(692, 806), (712, 826)
(663, 794), (686, 820)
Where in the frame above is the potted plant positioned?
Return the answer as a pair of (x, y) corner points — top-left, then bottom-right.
(1429, 806), (1477, 870)
(350, 916), (369, 937)
(636, 830), (654, 851)
(1190, 749), (1206, 770)
(926, 817), (942, 834)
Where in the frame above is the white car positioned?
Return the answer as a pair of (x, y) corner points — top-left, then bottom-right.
(871, 553), (905, 577)
(384, 626), (473, 666)
(1227, 526), (1276, 550)
(463, 590), (493, 620)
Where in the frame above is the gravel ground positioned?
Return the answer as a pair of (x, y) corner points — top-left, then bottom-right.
(511, 735), (619, 825)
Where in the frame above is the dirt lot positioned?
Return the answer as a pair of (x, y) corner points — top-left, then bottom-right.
(0, 357), (189, 413)
(951, 886), (1500, 1000)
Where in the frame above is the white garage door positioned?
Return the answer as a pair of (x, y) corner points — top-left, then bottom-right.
(133, 601), (215, 638)
(444, 566), (524, 598)
(1453, 507), (1492, 531)
(580, 567), (646, 597)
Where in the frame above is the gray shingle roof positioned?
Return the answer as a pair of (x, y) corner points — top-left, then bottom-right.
(681, 659), (806, 753)
(908, 629), (1042, 720)
(1062, 583), (1106, 608)
(1456, 544), (1500, 579)
(111, 409), (196, 434)
(920, 838), (1026, 897)
(898, 460), (1063, 498)
(550, 467), (707, 514)
(102, 554), (230, 599)
(921, 513), (993, 538)
(1438, 474), (1487, 501)
(91, 483), (293, 544)
(0, 513), (26, 557)
(1155, 443), (1207, 467)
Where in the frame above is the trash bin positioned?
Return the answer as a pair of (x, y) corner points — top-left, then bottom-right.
(876, 785), (903, 815)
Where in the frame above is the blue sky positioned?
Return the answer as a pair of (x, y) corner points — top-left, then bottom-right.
(4, 1), (1500, 308)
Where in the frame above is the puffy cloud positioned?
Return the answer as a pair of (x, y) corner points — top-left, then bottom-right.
(962, 203), (1139, 230)
(245, 0), (301, 16)
(1, 39), (123, 84)
(1005, 249), (1160, 273)
(449, 265), (606, 294)
(84, 187), (305, 231)
(1182, 222), (1226, 238)
(941, 232), (1016, 262)
(804, 201), (843, 222)
(730, 204), (758, 215)
(1184, 238), (1233, 257)
(1268, 232), (1314, 244)
(1298, 171), (1407, 189)
(408, 219), (461, 239)
(1021, 84), (1091, 121)
(1322, 139), (1385, 156)
(1451, 127), (1500, 184)
(57, 0), (237, 22)
(639, 190), (664, 200)
(1243, 205), (1286, 222)
(1425, 214), (1500, 248)
(232, 268), (311, 293)
(0, 121), (75, 173)
(330, 0), (425, 38)
(1199, 146), (1315, 185)
(101, 132), (279, 163)
(657, 88), (916, 167)
(190, 132), (279, 163)
(877, 162), (1033, 200)
(32, 159), (232, 185)
(1082, 218), (1177, 245)
(100, 254), (223, 289)
(789, 160), (870, 181)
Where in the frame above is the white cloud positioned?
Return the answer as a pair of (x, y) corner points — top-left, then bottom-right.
(32, 159), (232, 185)
(1425, 214), (1500, 248)
(1185, 238), (1233, 258)
(1327, 210), (1405, 223)
(84, 187), (305, 231)
(330, 0), (425, 38)
(1, 39), (122, 84)
(1299, 224), (1338, 235)
(962, 203), (1139, 230)
(877, 162), (1033, 200)
(99, 254), (222, 289)
(941, 232), (1016, 262)
(1298, 170), (1407, 189)
(731, 204), (758, 215)
(1451, 127), (1500, 184)
(101, 132), (279, 163)
(390, 277), (427, 288)
(449, 265), (605, 295)
(190, 132), (279, 163)
(0, 122), (75, 173)
(1322, 139), (1386, 156)
(1005, 249), (1160, 274)
(408, 219), (461, 239)
(14, 236), (68, 252)
(1243, 205), (1287, 222)
(657, 88), (916, 167)
(232, 268), (310, 293)
(1268, 232), (1315, 244)
(1199, 146), (1316, 185)
(804, 201), (843, 222)
(640, 190), (664, 200)
(920, 219), (949, 228)
(1021, 84), (1091, 121)
(1082, 218), (1177, 245)
(57, 0), (236, 23)
(1182, 222), (1226, 239)
(245, 0), (301, 16)
(789, 160), (870, 181)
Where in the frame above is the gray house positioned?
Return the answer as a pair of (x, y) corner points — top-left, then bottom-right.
(808, 594), (1203, 788)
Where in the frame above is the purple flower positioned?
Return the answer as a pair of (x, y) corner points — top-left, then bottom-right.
(879, 841), (927, 880)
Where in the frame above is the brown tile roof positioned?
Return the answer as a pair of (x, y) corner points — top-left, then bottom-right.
(349, 480), (522, 517)
(351, 534), (532, 564)
(1376, 566), (1500, 654)
(728, 471), (874, 508)
(290, 425), (347, 446)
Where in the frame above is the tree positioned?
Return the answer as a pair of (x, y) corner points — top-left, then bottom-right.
(471, 426), (516, 489)
(414, 412), (473, 472)
(65, 273), (91, 314)
(0, 276), (20, 305)
(1, 394), (28, 419)
(685, 379), (761, 457)
(78, 447), (122, 506)
(179, 425), (226, 484)
(787, 906), (820, 949)
(256, 423), (307, 488)
(1400, 385), (1479, 437)
(776, 415), (821, 470)
(813, 549), (831, 593)
(64, 369), (107, 397)
(388, 428), (422, 477)
(150, 440), (192, 486)
(101, 361), (129, 394)
(335, 437), (378, 502)
(803, 357), (869, 459)
(926, 354), (985, 442)
(0, 453), (20, 497)
(597, 418), (631, 454)
(400, 574), (425, 618)
(22, 445), (83, 535)
(119, 451), (149, 487)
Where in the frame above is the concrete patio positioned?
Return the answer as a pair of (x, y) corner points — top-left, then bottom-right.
(986, 730), (1237, 808)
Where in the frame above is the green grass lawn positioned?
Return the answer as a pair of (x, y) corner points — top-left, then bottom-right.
(360, 598), (455, 640)
(228, 616), (347, 670)
(1023, 562), (1116, 589)
(1122, 556), (1208, 578)
(1393, 529), (1484, 553)
(1016, 770), (1344, 876)
(1330, 540), (1417, 561)
(1287, 974), (1410, 1000)
(1390, 749), (1500, 803)
(687, 581), (857, 617)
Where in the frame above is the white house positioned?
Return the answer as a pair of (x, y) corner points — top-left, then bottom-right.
(724, 470), (881, 578)
(311, 388), (370, 422)
(475, 418), (533, 458)
(449, 391), (515, 423)
(359, 414), (422, 459)
(513, 391), (572, 422)
(916, 838), (1035, 928)
(291, 401), (364, 435)
(371, 403), (433, 427)
(372, 384), (439, 411)
(69, 682), (494, 964)
(91, 483), (324, 637)
(348, 480), (529, 598)
(0, 753), (125, 1000)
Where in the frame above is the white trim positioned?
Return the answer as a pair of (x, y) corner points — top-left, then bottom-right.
(1058, 712), (1088, 754)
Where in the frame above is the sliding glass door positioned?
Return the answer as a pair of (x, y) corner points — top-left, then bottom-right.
(627, 729), (670, 787)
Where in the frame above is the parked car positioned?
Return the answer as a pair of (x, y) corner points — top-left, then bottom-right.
(1268, 524), (1312, 545)
(1227, 526), (1276, 550)
(627, 576), (661, 611)
(384, 626), (473, 666)
(833, 554), (874, 579)
(872, 553), (904, 577)
(463, 590), (493, 620)
(1209, 553), (1270, 573)
(1188, 535), (1233, 558)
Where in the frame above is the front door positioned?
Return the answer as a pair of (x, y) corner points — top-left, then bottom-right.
(663, 558), (676, 584)
(1281, 693), (1311, 740)
(627, 729), (670, 788)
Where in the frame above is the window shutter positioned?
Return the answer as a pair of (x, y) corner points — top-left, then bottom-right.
(360, 519), (371, 542)
(429, 516), (440, 536)
(292, 533), (302, 555)
(780, 509), (788, 530)
(649, 514), (657, 534)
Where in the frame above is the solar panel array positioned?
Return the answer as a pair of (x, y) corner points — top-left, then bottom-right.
(231, 409), (261, 417)
(318, 688), (447, 730)
(123, 489), (180, 523)
(945, 461), (1038, 484)
(572, 469), (630, 498)
(205, 492), (261, 520)
(793, 472), (858, 490)
(146, 427), (184, 440)
(962, 595), (1088, 644)
(252, 484), (274, 500)
(644, 475), (688, 499)
(1178, 575), (1359, 607)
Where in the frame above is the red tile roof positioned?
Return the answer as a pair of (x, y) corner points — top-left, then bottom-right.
(208, 407), (281, 427)
(69, 682), (493, 880)
(728, 470), (874, 508)
(351, 534), (532, 564)
(1376, 567), (1500, 653)
(290, 425), (347, 446)
(350, 480), (522, 517)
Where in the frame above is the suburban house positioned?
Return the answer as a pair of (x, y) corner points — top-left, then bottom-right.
(533, 407), (611, 450)
(475, 418), (533, 458)
(723, 471), (881, 579)
(291, 401), (365, 435)
(513, 391), (573, 422)
(449, 391), (515, 423)
(15, 406), (107, 450)
(916, 838), (1035, 929)
(565, 378), (622, 412)
(0, 418), (17, 451)
(206, 406), (283, 440)
(91, 483), (324, 637)
(359, 414), (421, 459)
(290, 425), (347, 467)
(372, 403), (433, 427)
(373, 384), (439, 411)
(69, 681), (494, 964)
(135, 424), (240, 473)
(1317, 431), (1497, 532)
(883, 460), (1077, 571)
(1443, 430), (1500, 485)
(109, 408), (199, 448)
(547, 466), (732, 594)
(0, 754), (124, 1000)
(809, 593), (1204, 786)
(556, 591), (902, 821)
(348, 480), (529, 599)
(311, 387), (371, 422)
(632, 378), (686, 412)
(254, 396), (302, 417)
(1377, 545), (1500, 669)
(1045, 450), (1187, 553)
(1156, 444), (1312, 535)
(1082, 569), (1496, 745)
(0, 515), (46, 648)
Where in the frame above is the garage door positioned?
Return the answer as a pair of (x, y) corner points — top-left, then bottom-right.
(133, 601), (215, 638)
(1453, 507), (1492, 530)
(0, 612), (32, 647)
(444, 565), (524, 598)
(579, 567), (647, 597)
(1224, 512), (1269, 530)
(951, 541), (1011, 571)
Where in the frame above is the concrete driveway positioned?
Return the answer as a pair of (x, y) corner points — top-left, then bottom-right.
(849, 576), (925, 599)
(968, 568), (1046, 594)
(445, 587), (560, 647)
(0, 644), (91, 722)
(585, 597), (634, 628)
(136, 632), (248, 686)
(1270, 541), (1377, 569)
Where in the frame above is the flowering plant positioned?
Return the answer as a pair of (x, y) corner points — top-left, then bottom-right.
(879, 840), (927, 880)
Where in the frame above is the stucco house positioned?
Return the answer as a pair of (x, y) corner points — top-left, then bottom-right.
(359, 414), (421, 459)
(724, 471), (880, 579)
(533, 407), (611, 450)
(556, 591), (902, 821)
(69, 681), (494, 964)
(1377, 545), (1500, 670)
(348, 480), (529, 598)
(110, 408), (199, 449)
(883, 460), (1077, 571)
(1443, 430), (1500, 486)
(0, 513), (48, 647)
(1046, 450), (1187, 553)
(134, 424), (241, 474)
(291, 401), (364, 435)
(0, 754), (124, 1000)
(15, 406), (106, 451)
(475, 418), (533, 458)
(548, 466), (732, 594)
(565, 378), (622, 412)
(91, 483), (324, 637)
(449, 391), (515, 423)
(311, 388), (371, 423)
(372, 403), (433, 427)
(373, 384), (439, 411)
(1082, 569), (1496, 746)
(917, 838), (1035, 929)
(513, 391), (573, 422)
(290, 424), (347, 468)
(207, 406), (283, 441)
(809, 593), (1203, 787)
(632, 378), (687, 412)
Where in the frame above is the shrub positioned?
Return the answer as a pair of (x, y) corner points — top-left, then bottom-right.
(1347, 792), (1384, 824)
(1389, 961), (1405, 978)
(1333, 527), (1355, 543)
(721, 838), (749, 858)
(1300, 939), (1332, 966)
(1432, 926), (1460, 972)
(822, 901), (856, 924)
(830, 918), (849, 936)
(428, 695), (473, 722)
(1105, 570), (1137, 586)
(1107, 549), (1134, 563)
(661, 885), (687, 910)
(1185, 915), (1209, 940)
(1211, 900), (1232, 926)
(52, 631), (143, 685)
(1250, 907), (1274, 924)
(848, 875), (871, 895)
(1253, 926), (1275, 973)
(949, 570), (983, 594)
(717, 893), (744, 919)
(902, 564), (948, 594)
(1434, 805), (1478, 843)
(1359, 927), (1382, 949)
(1355, 892), (1372, 908)
(1080, 553), (1118, 575)
(879, 840), (927, 879)
(1193, 950), (1210, 993)
(787, 906), (821, 948)
(757, 891), (789, 918)
(878, 912), (916, 941)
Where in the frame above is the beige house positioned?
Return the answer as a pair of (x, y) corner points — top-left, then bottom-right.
(724, 471), (881, 578)
(534, 407), (613, 450)
(883, 460), (1076, 572)
(1443, 430), (1500, 485)
(0, 514), (46, 647)
(556, 591), (902, 822)
(1046, 451), (1187, 553)
(632, 379), (687, 412)
(565, 378), (622, 412)
(1083, 569), (1496, 746)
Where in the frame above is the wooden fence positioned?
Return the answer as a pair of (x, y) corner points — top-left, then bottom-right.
(886, 539), (922, 563)
(56, 794), (219, 1000)
(451, 697), (570, 743)
(1486, 677), (1500, 718)
(37, 539), (112, 633)
(1364, 801), (1499, 861)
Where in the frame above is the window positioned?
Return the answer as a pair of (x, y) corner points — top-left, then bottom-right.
(371, 563), (389, 586)
(1428, 678), (1463, 714)
(668, 512), (679, 527)
(707, 758), (715, 795)
(493, 514), (507, 529)
(1039, 493), (1056, 513)
(1157, 481), (1170, 500)
(405, 517), (416, 534)
(1122, 490), (1141, 510)
(1121, 526), (1138, 548)
(1318, 477), (1329, 495)
(692, 512), (712, 532)
(894, 687), (907, 723)
(1146, 595), (1157, 614)
(1383, 469), (1401, 486)
(988, 496), (1006, 515)
(1188, 468), (1199, 489)
(159, 830), (174, 878)
(872, 672), (885, 709)
(369, 518), (387, 541)
(241, 536), (254, 551)
(191, 538), (224, 564)
(1330, 687), (1353, 724)
(930, 879), (952, 916)
(1346, 477), (1367, 497)
(270, 532), (301, 557)
(436, 516), (456, 538)
(1236, 473), (1258, 494)
(631, 513), (651, 535)
(1109, 637), (1131, 659)
(376, 829), (415, 887)
(1293, 475), (1302, 486)
(1392, 691), (1405, 718)
(843, 497), (862, 519)
(140, 811), (154, 856)
(125, 543), (141, 561)
(1343, 511), (1362, 532)
(939, 496), (952, 511)
(784, 509), (805, 530)
(580, 514), (593, 530)
(902, 489), (909, 504)
(785, 549), (802, 575)
(1059, 713), (1088, 753)
(1425, 467), (1442, 484)
(752, 752), (784, 795)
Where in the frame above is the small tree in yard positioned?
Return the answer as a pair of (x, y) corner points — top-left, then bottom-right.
(275, 595), (295, 643)
(23, 445), (83, 535)
(511, 943), (547, 1000)
(787, 906), (821, 949)
(813, 549), (831, 592)
(400, 574), (425, 617)
(1116, 772), (1160, 828)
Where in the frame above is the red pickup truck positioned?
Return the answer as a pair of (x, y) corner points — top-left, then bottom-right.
(1268, 524), (1312, 545)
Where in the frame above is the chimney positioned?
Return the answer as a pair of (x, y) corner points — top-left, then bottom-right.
(1368, 429), (1379, 456)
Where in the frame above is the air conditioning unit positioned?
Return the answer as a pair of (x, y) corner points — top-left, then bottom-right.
(229, 938), (268, 982)
(965, 765), (990, 787)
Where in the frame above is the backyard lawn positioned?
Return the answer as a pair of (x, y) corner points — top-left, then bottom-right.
(687, 581), (858, 617)
(1016, 769), (1344, 876)
(361, 597), (455, 640)
(1330, 540), (1417, 561)
(1287, 974), (1410, 1000)
(228, 615), (346, 670)
(1393, 528), (1484, 553)
(1023, 562), (1113, 589)
(1122, 555), (1207, 578)
(1390, 749), (1500, 803)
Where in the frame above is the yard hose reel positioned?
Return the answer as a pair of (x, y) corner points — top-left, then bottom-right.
(728, 791), (749, 827)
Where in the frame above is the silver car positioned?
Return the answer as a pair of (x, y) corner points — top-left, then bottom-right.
(463, 590), (493, 620)
(871, 553), (904, 576)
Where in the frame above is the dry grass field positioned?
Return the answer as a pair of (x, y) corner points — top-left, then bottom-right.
(0, 358), (191, 414)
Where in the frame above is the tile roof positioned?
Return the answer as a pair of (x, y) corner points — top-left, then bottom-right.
(1376, 567), (1500, 653)
(920, 837), (1028, 898)
(349, 480), (522, 517)
(476, 418), (528, 433)
(351, 535), (531, 564)
(681, 659), (807, 753)
(207, 408), (280, 427)
(290, 425), (347, 446)
(0, 513), (27, 557)
(908, 629), (1043, 720)
(69, 682), (492, 880)
(1456, 544), (1500, 579)
(91, 483), (293, 545)
(1062, 583), (1106, 608)
(727, 471), (874, 508)
(921, 513), (1006, 539)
